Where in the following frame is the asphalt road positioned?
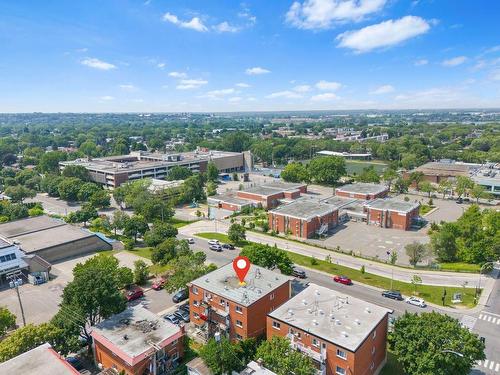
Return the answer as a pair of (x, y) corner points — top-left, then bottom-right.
(180, 234), (500, 375)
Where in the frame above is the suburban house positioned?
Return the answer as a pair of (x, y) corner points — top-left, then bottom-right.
(267, 284), (392, 375)
(188, 263), (293, 342)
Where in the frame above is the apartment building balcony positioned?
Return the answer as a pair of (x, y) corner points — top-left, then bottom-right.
(287, 334), (326, 364)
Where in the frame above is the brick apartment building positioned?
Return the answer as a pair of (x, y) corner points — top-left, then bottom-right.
(335, 183), (388, 200)
(365, 199), (420, 230)
(267, 284), (392, 375)
(188, 263), (293, 342)
(92, 305), (185, 375)
(268, 200), (339, 238)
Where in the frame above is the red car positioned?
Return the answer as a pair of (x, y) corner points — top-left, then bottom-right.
(333, 275), (352, 285)
(124, 287), (144, 302)
(152, 278), (166, 291)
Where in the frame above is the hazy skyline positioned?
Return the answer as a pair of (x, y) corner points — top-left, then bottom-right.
(1, 0), (499, 112)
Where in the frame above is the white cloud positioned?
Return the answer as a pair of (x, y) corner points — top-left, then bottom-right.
(266, 91), (303, 99)
(315, 80), (342, 91)
(246, 67), (271, 75)
(286, 0), (387, 29)
(169, 71), (187, 78)
(490, 69), (500, 81)
(100, 96), (115, 101)
(228, 96), (242, 102)
(414, 59), (428, 66)
(370, 84), (394, 95)
(311, 92), (338, 101)
(157, 62), (166, 69)
(204, 88), (237, 98)
(238, 6), (257, 24)
(213, 22), (240, 33)
(81, 58), (116, 70)
(176, 79), (208, 90)
(119, 84), (136, 91)
(236, 83), (251, 88)
(336, 16), (431, 53)
(442, 56), (467, 67)
(162, 12), (208, 32)
(293, 84), (311, 92)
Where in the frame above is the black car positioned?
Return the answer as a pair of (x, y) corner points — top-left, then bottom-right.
(382, 290), (404, 301)
(222, 243), (235, 250)
(179, 303), (190, 314)
(291, 268), (306, 278)
(174, 309), (190, 323)
(172, 289), (189, 303)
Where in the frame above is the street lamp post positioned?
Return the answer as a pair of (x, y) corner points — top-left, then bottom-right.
(441, 349), (464, 358)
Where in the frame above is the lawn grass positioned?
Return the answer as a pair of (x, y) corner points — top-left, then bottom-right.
(380, 352), (406, 375)
(195, 232), (478, 307)
(169, 217), (196, 228)
(419, 204), (434, 215)
(438, 262), (481, 273)
(196, 232), (248, 246)
(126, 247), (153, 259)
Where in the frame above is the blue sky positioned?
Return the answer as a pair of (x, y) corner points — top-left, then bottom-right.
(1, 0), (499, 112)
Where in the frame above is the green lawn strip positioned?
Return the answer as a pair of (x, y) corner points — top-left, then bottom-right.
(170, 217), (197, 228)
(196, 232), (248, 246)
(380, 352), (406, 375)
(438, 262), (481, 273)
(287, 252), (477, 307)
(419, 204), (434, 215)
(124, 247), (170, 275)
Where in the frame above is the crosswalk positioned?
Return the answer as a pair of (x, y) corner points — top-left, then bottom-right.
(477, 360), (500, 373)
(478, 312), (500, 325)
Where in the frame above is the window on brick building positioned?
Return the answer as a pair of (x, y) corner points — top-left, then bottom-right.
(235, 305), (243, 314)
(220, 298), (226, 306)
(312, 338), (320, 348)
(372, 346), (376, 355)
(336, 349), (347, 359)
(193, 300), (199, 307)
(373, 330), (377, 339)
(336, 366), (346, 375)
(270, 293), (275, 300)
(192, 286), (198, 295)
(236, 334), (243, 340)
(236, 319), (243, 327)
(272, 321), (281, 330)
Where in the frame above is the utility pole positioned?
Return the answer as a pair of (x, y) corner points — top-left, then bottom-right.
(7, 270), (26, 326)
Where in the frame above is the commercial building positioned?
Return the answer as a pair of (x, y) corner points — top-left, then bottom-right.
(0, 238), (28, 284)
(403, 161), (470, 184)
(0, 215), (112, 263)
(268, 200), (339, 238)
(60, 148), (252, 188)
(188, 263), (293, 342)
(335, 183), (388, 200)
(92, 305), (185, 375)
(365, 199), (420, 231)
(267, 284), (392, 375)
(207, 193), (254, 212)
(0, 343), (79, 375)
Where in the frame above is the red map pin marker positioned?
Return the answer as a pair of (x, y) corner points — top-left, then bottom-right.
(233, 256), (251, 285)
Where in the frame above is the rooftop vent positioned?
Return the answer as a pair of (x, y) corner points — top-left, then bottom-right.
(335, 319), (342, 326)
(123, 334), (129, 341)
(205, 278), (209, 283)
(341, 331), (348, 338)
(302, 299), (308, 306)
(314, 289), (320, 296)
(307, 308), (312, 314)
(354, 319), (360, 325)
(287, 309), (294, 316)
(365, 307), (371, 314)
(312, 319), (318, 326)
(318, 309), (324, 315)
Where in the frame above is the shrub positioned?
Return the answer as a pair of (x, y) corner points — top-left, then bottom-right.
(123, 239), (135, 250)
(310, 257), (318, 266)
(360, 265), (365, 274)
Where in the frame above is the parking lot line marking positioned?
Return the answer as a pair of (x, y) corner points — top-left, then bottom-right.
(490, 361), (494, 370)
(484, 360), (489, 368)
(495, 363), (499, 372)
(488, 316), (492, 322)
(479, 314), (483, 319)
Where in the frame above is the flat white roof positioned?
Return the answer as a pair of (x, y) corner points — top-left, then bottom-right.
(190, 263), (292, 307)
(268, 284), (391, 352)
(336, 183), (388, 196)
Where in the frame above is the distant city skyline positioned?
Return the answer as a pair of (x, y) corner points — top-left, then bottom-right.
(1, 0), (499, 112)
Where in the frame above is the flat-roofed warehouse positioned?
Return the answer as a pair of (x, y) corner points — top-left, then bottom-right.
(335, 183), (388, 200)
(0, 215), (112, 263)
(403, 161), (470, 184)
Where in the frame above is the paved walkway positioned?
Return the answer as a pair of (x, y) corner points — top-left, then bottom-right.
(179, 220), (496, 298)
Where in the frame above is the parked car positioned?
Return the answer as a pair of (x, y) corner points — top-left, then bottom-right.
(222, 243), (235, 250)
(124, 286), (144, 302)
(179, 303), (189, 314)
(152, 278), (166, 291)
(65, 357), (83, 370)
(209, 244), (223, 251)
(405, 296), (427, 308)
(333, 275), (352, 285)
(208, 239), (220, 246)
(291, 268), (306, 279)
(164, 313), (180, 325)
(172, 289), (189, 303)
(382, 290), (404, 301)
(187, 238), (195, 244)
(456, 197), (463, 204)
(174, 309), (190, 323)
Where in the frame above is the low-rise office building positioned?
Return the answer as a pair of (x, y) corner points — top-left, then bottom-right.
(92, 305), (184, 375)
(335, 183), (388, 200)
(365, 199), (420, 230)
(267, 284), (392, 375)
(403, 161), (470, 184)
(188, 263), (293, 342)
(268, 200), (339, 238)
(0, 343), (80, 375)
(60, 149), (252, 188)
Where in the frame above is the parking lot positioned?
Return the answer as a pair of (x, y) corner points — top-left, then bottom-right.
(0, 251), (175, 326)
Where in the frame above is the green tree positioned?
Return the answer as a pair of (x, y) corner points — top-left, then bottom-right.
(394, 177), (410, 194)
(164, 251), (217, 293)
(405, 241), (429, 267)
(151, 238), (190, 265)
(430, 222), (460, 262)
(206, 181), (217, 196)
(419, 180), (435, 197)
(4, 185), (36, 203)
(123, 215), (149, 242)
(199, 337), (243, 374)
(455, 176), (474, 198)
(389, 312), (485, 375)
(38, 151), (67, 174)
(240, 244), (293, 275)
(281, 162), (310, 183)
(0, 307), (16, 336)
(382, 168), (398, 191)
(255, 336), (315, 375)
(89, 190), (110, 208)
(409, 171), (425, 191)
(58, 177), (83, 201)
(355, 165), (380, 183)
(77, 182), (101, 201)
(308, 156), (346, 186)
(411, 274), (422, 293)
(181, 174), (206, 204)
(228, 223), (246, 244)
(167, 165), (192, 181)
(62, 165), (90, 181)
(79, 140), (98, 157)
(144, 222), (178, 247)
(111, 210), (129, 236)
(438, 180), (453, 199)
(116, 266), (134, 289)
(40, 175), (64, 197)
(470, 184), (486, 203)
(207, 161), (219, 182)
(66, 205), (98, 227)
(133, 260), (150, 285)
(0, 323), (66, 362)
(137, 198), (173, 222)
(51, 254), (127, 351)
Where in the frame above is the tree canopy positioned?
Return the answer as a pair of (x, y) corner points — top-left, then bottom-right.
(240, 244), (293, 275)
